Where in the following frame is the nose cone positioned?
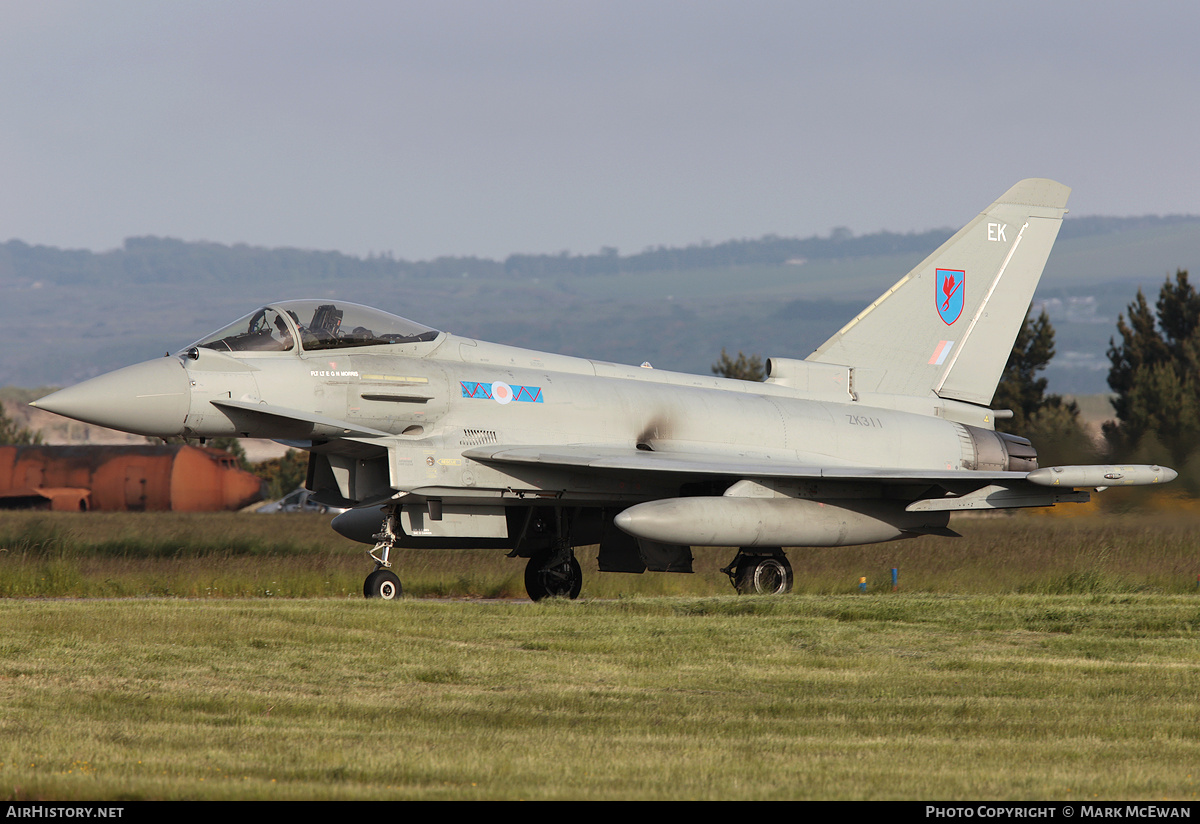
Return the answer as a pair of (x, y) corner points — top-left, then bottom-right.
(332, 506), (387, 544)
(32, 358), (191, 438)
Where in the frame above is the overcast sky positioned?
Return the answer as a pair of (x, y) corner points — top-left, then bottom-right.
(1, 1), (1197, 260)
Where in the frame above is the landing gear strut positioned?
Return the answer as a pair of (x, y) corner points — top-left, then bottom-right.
(363, 508), (403, 600)
(524, 547), (582, 601)
(722, 549), (793, 595)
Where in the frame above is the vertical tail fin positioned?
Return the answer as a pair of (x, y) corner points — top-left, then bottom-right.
(807, 178), (1070, 405)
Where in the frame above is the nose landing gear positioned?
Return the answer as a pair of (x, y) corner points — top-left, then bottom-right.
(363, 509), (403, 600)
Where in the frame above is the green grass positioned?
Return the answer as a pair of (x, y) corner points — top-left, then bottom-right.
(1, 509), (1198, 800)
(0, 595), (1197, 800)
(2, 509), (1199, 599)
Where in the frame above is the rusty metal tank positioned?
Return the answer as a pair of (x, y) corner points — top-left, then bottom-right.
(0, 445), (264, 511)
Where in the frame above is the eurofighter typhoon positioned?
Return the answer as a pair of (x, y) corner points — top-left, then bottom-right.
(32, 180), (1176, 600)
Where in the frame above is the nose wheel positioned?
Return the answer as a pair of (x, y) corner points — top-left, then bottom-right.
(364, 568), (402, 600)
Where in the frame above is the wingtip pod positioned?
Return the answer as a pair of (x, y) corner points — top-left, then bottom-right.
(1026, 465), (1178, 488)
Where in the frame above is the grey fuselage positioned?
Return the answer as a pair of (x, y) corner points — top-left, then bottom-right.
(29, 296), (1053, 557)
(182, 329), (1011, 507)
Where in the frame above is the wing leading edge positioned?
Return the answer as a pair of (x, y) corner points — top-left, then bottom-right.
(464, 444), (1174, 547)
(462, 443), (1176, 495)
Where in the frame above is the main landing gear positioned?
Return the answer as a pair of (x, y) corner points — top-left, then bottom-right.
(722, 548), (794, 595)
(524, 547), (583, 602)
(515, 507), (583, 602)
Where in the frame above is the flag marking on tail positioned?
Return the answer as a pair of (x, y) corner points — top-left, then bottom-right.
(928, 340), (955, 366)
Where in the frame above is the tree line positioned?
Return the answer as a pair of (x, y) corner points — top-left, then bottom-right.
(2, 215), (1193, 287)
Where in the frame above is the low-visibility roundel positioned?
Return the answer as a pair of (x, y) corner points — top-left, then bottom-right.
(492, 381), (514, 404)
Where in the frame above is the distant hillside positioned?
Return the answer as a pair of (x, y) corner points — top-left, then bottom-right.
(3, 215), (1195, 287)
(4, 214), (1200, 394)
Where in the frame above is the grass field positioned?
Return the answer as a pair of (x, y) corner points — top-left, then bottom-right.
(1, 596), (1197, 800)
(1, 506), (1199, 599)
(0, 508), (1197, 800)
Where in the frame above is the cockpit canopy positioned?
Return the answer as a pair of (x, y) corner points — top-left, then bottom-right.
(193, 300), (440, 354)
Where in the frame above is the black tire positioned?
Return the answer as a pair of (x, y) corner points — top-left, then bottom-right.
(524, 550), (583, 601)
(364, 569), (402, 600)
(735, 555), (793, 595)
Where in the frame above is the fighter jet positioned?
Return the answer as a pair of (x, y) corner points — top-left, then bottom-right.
(32, 179), (1176, 600)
